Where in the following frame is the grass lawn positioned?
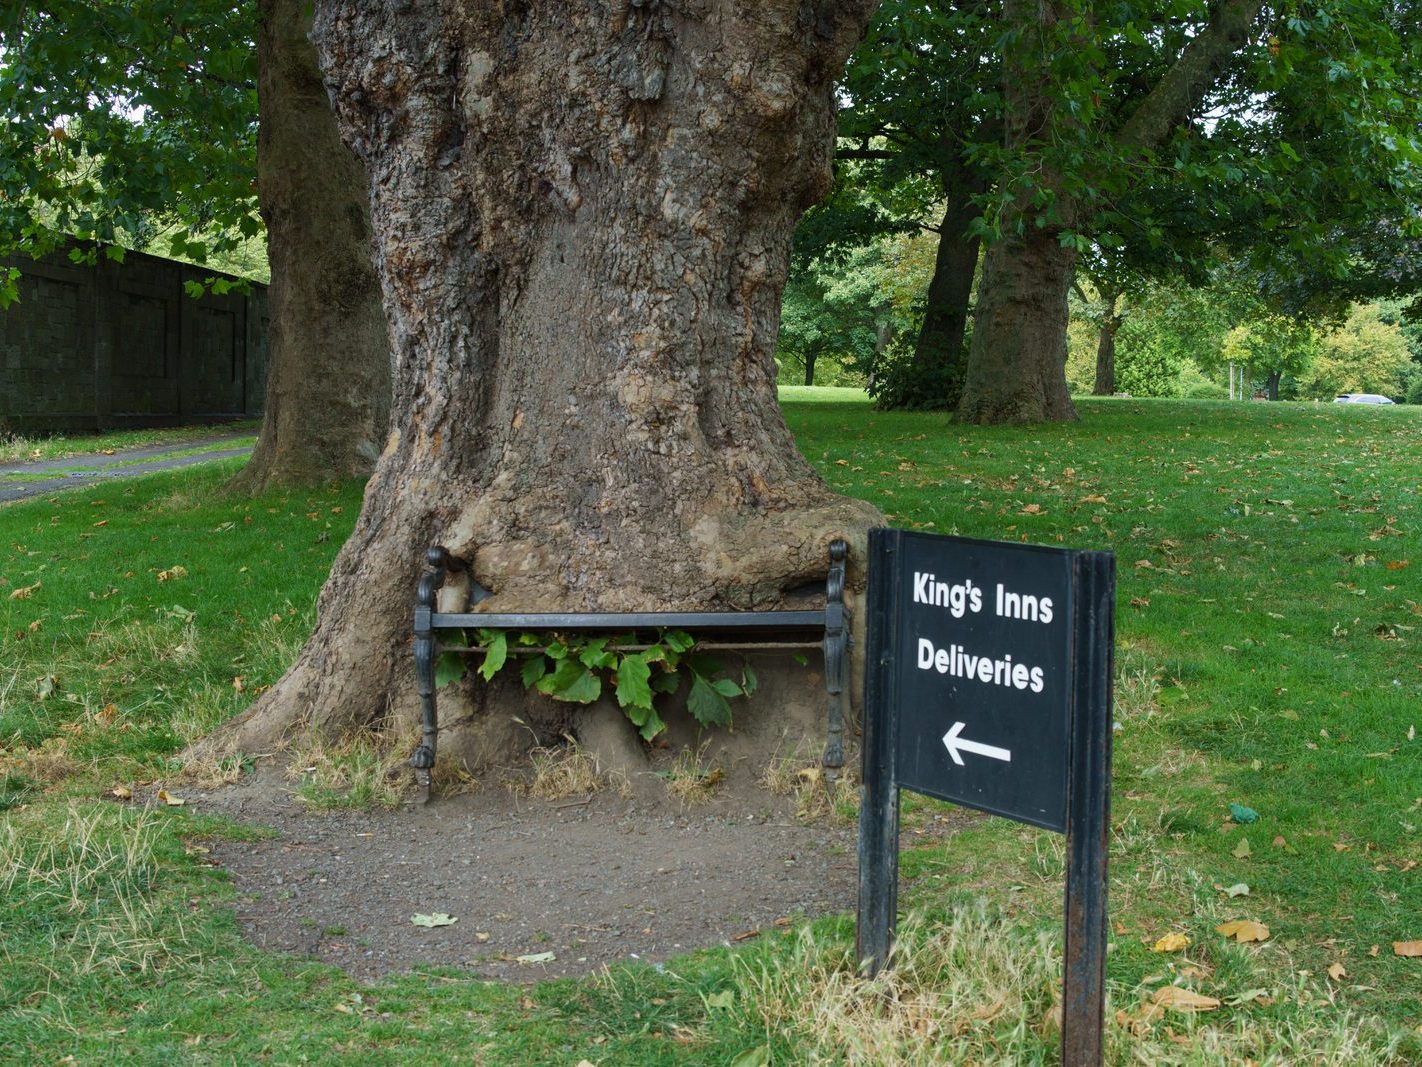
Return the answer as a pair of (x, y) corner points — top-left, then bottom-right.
(0, 419), (260, 465)
(1, 395), (1419, 1063)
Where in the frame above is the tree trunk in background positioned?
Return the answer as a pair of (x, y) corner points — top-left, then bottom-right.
(201, 0), (881, 758)
(229, 0), (390, 494)
(959, 0), (1263, 424)
(1264, 369), (1281, 400)
(1092, 286), (1121, 395)
(804, 349), (819, 386)
(956, 225), (1078, 423)
(906, 167), (984, 407)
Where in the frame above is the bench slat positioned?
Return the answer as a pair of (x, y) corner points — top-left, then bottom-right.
(430, 609), (826, 631)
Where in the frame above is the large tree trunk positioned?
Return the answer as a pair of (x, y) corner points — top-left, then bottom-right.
(202, 0), (882, 760)
(956, 226), (1078, 423)
(228, 0), (390, 494)
(905, 167), (984, 407)
(1091, 285), (1122, 396)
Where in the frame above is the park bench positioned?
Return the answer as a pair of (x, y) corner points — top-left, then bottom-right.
(410, 540), (850, 802)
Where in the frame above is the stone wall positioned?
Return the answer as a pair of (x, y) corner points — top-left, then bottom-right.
(0, 244), (267, 432)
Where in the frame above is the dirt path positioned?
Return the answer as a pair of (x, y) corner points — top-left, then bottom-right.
(190, 769), (860, 983)
(0, 431), (254, 504)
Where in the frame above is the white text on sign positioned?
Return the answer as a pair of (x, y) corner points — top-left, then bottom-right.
(912, 573), (1054, 625)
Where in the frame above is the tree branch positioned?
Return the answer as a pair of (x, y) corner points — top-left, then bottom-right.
(1114, 0), (1265, 152)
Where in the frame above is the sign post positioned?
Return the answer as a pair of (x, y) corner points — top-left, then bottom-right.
(857, 528), (1114, 1064)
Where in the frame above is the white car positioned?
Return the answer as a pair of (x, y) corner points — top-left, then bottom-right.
(1333, 393), (1396, 404)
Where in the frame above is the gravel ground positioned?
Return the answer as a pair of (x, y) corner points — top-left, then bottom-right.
(194, 770), (859, 983)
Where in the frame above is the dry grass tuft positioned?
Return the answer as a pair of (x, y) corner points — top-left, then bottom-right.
(510, 738), (603, 800)
(0, 803), (191, 977)
(287, 729), (410, 810)
(761, 751), (858, 820)
(725, 903), (1406, 1065)
(660, 744), (723, 807)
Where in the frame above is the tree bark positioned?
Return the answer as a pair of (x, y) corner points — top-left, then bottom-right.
(803, 348), (819, 387)
(906, 167), (984, 407)
(201, 0), (882, 759)
(956, 224), (1078, 423)
(1264, 368), (1281, 400)
(228, 0), (390, 494)
(1092, 286), (1122, 395)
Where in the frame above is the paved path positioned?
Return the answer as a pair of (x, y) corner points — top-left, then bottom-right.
(0, 431), (255, 505)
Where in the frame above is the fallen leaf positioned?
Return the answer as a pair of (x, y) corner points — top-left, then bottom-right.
(1217, 883), (1250, 898)
(1233, 837), (1252, 859)
(8, 580), (40, 600)
(410, 913), (458, 928)
(1393, 941), (1422, 957)
(1369, 945), (1380, 957)
(156, 789), (186, 806)
(111, 786), (132, 800)
(1327, 963), (1347, 981)
(1226, 988), (1272, 1006)
(1217, 920), (1270, 943)
(157, 565), (188, 582)
(1152, 932), (1190, 953)
(732, 929), (760, 942)
(516, 951), (556, 963)
(1152, 986), (1221, 1012)
(232, 676), (245, 693)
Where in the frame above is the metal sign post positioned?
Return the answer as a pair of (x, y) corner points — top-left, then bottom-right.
(857, 528), (1114, 1064)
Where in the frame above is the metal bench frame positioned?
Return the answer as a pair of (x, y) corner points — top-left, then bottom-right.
(411, 540), (850, 802)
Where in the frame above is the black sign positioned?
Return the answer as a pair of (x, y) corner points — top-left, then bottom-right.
(887, 531), (1074, 831)
(858, 527), (1115, 1066)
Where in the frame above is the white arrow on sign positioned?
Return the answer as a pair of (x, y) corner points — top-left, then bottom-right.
(942, 721), (1012, 767)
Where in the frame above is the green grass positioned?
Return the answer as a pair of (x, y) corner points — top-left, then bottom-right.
(0, 419), (260, 465)
(1, 396), (1419, 1063)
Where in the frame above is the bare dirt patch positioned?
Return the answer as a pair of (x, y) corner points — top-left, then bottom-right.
(192, 765), (858, 982)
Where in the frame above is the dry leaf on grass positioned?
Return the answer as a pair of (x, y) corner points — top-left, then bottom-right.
(1327, 962), (1347, 981)
(1153, 986), (1222, 1012)
(110, 785), (132, 800)
(1393, 940), (1422, 957)
(1152, 931), (1190, 952)
(8, 580), (40, 600)
(156, 789), (186, 806)
(1217, 920), (1270, 943)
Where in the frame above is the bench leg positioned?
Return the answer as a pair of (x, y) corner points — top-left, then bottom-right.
(822, 539), (849, 772)
(411, 546), (456, 804)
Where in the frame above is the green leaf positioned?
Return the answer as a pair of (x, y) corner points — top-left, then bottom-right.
(637, 707), (667, 741)
(520, 656), (548, 689)
(615, 653), (653, 711)
(538, 659), (601, 704)
(546, 641), (569, 660)
(741, 664), (758, 696)
(650, 671), (682, 695)
(730, 1047), (770, 1067)
(435, 652), (467, 689)
(687, 674), (733, 727)
(711, 677), (743, 698)
(664, 630), (695, 653)
(477, 631), (508, 681)
(578, 637), (617, 670)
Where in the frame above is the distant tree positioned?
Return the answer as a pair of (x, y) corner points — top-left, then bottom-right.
(956, 0), (1422, 423)
(1298, 304), (1414, 400)
(0, 0), (388, 489)
(834, 0), (998, 409)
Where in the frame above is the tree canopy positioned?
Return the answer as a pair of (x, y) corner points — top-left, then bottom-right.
(0, 0), (260, 284)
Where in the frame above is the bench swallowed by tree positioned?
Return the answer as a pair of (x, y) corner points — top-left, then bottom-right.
(411, 542), (851, 802)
